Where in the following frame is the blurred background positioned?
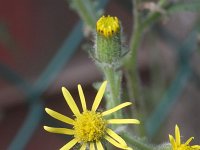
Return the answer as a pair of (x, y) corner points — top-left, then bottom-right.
(0, 0), (200, 149)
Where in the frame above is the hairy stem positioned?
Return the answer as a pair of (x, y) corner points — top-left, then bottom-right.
(103, 66), (122, 119)
(122, 133), (154, 150)
(71, 0), (97, 29)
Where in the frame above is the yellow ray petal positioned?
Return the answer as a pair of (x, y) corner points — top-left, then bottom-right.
(185, 137), (194, 145)
(62, 87), (80, 116)
(175, 125), (181, 146)
(80, 143), (87, 150)
(78, 84), (87, 112)
(45, 108), (74, 125)
(102, 102), (132, 116)
(90, 142), (95, 150)
(104, 135), (130, 149)
(60, 138), (79, 150)
(43, 126), (74, 135)
(192, 145), (200, 149)
(92, 81), (107, 111)
(106, 128), (127, 146)
(169, 134), (176, 148)
(96, 141), (104, 150)
(107, 119), (140, 124)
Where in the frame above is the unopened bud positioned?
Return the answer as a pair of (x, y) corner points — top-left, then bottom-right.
(95, 15), (122, 65)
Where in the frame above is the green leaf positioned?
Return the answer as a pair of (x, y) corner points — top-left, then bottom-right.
(168, 1), (200, 13)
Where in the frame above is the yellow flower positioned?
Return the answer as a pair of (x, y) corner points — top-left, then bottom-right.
(96, 15), (120, 37)
(169, 125), (200, 150)
(44, 81), (140, 150)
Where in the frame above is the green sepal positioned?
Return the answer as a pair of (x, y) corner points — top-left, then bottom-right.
(96, 31), (121, 64)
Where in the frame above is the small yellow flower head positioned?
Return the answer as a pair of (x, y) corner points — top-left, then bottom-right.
(44, 81), (140, 149)
(169, 125), (200, 150)
(96, 15), (120, 37)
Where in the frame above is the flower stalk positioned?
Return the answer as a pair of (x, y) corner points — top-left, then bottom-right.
(123, 0), (147, 136)
(103, 66), (122, 118)
(70, 0), (97, 29)
(123, 135), (154, 150)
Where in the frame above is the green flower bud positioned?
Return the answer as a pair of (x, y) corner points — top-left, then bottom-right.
(95, 15), (122, 65)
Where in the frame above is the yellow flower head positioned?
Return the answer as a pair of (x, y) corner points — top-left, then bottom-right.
(169, 125), (200, 150)
(96, 15), (120, 37)
(44, 81), (140, 150)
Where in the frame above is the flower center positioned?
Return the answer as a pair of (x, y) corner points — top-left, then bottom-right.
(96, 15), (120, 37)
(73, 111), (107, 142)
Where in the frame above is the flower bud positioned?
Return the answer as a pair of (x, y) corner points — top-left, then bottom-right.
(95, 15), (122, 65)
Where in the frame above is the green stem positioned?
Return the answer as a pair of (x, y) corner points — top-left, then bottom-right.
(103, 66), (122, 118)
(125, 26), (142, 101)
(124, 0), (146, 136)
(72, 0), (97, 29)
(125, 0), (143, 104)
(123, 0), (168, 136)
(123, 133), (154, 150)
(158, 0), (167, 6)
(141, 0), (167, 29)
(125, 0), (168, 101)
